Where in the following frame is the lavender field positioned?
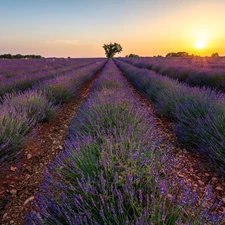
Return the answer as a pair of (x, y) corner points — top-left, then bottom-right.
(115, 58), (225, 174)
(2, 0), (225, 223)
(0, 58), (107, 165)
(1, 58), (225, 224)
(119, 57), (225, 92)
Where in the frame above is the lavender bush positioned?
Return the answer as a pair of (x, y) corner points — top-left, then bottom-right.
(36, 60), (107, 104)
(175, 92), (225, 172)
(26, 60), (224, 224)
(119, 57), (225, 92)
(2, 90), (57, 122)
(0, 58), (102, 80)
(115, 59), (225, 174)
(0, 108), (34, 164)
(0, 58), (104, 98)
(0, 90), (56, 164)
(0, 59), (107, 165)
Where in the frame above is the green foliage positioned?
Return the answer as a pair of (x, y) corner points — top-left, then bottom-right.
(0, 54), (42, 59)
(166, 52), (190, 57)
(0, 113), (31, 162)
(125, 53), (139, 58)
(103, 42), (122, 58)
(166, 51), (220, 57)
(211, 52), (219, 57)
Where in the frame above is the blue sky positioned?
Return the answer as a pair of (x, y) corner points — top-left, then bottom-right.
(0, 0), (224, 57)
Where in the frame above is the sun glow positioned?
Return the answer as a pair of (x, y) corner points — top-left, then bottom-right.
(195, 40), (206, 49)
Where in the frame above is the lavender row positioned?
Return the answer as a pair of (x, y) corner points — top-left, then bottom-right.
(115, 59), (225, 175)
(0, 58), (103, 97)
(120, 56), (225, 70)
(119, 57), (225, 92)
(35, 60), (107, 104)
(0, 58), (59, 79)
(0, 58), (101, 80)
(0, 59), (107, 165)
(26, 59), (223, 224)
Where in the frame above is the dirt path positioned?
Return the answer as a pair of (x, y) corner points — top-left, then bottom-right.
(119, 68), (225, 214)
(0, 68), (103, 225)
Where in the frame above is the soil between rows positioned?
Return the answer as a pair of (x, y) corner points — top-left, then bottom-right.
(0, 68), (103, 225)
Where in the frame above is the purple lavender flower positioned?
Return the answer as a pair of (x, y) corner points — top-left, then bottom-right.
(27, 59), (224, 225)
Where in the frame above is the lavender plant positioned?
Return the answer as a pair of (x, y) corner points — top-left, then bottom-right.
(2, 90), (57, 122)
(0, 58), (104, 98)
(115, 59), (225, 175)
(0, 108), (34, 164)
(36, 60), (107, 104)
(0, 90), (56, 164)
(26, 60), (224, 224)
(0, 60), (107, 165)
(175, 92), (225, 172)
(119, 57), (225, 93)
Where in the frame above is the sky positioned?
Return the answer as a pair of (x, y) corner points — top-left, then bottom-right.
(0, 0), (224, 57)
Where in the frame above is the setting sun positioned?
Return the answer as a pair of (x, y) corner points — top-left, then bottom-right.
(195, 40), (206, 49)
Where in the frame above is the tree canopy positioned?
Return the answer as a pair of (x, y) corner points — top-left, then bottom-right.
(103, 42), (122, 58)
(166, 52), (190, 57)
(0, 54), (42, 59)
(211, 53), (219, 57)
(125, 53), (139, 58)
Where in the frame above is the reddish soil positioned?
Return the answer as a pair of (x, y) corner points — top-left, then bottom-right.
(121, 71), (225, 215)
(0, 69), (102, 225)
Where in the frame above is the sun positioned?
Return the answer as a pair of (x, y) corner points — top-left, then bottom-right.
(195, 40), (206, 49)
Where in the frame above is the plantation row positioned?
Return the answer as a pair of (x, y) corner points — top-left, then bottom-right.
(26, 59), (223, 224)
(0, 59), (107, 165)
(123, 56), (225, 70)
(0, 58), (103, 97)
(0, 59), (59, 79)
(119, 57), (225, 92)
(115, 59), (225, 174)
(0, 58), (103, 79)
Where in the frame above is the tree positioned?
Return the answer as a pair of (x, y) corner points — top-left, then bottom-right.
(125, 53), (139, 57)
(103, 42), (122, 58)
(0, 54), (42, 59)
(14, 54), (23, 59)
(166, 51), (190, 57)
(211, 52), (219, 57)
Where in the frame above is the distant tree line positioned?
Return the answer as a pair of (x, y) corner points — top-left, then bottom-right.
(0, 54), (43, 59)
(153, 55), (163, 57)
(125, 53), (139, 58)
(166, 51), (219, 57)
(166, 52), (191, 57)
